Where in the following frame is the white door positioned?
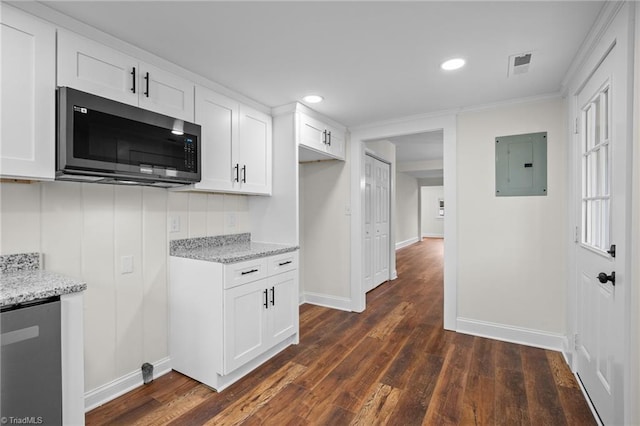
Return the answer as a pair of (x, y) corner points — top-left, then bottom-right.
(237, 105), (272, 195)
(223, 280), (267, 375)
(267, 271), (297, 345)
(364, 155), (374, 291)
(1, 5), (55, 180)
(574, 38), (628, 425)
(138, 63), (194, 121)
(57, 30), (138, 106)
(371, 157), (390, 288)
(194, 87), (238, 192)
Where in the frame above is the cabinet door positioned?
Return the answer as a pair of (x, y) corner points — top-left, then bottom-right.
(298, 113), (327, 153)
(223, 280), (268, 374)
(138, 63), (194, 121)
(267, 271), (298, 346)
(1, 5), (55, 180)
(57, 30), (138, 106)
(237, 105), (272, 195)
(326, 126), (345, 160)
(193, 87), (238, 192)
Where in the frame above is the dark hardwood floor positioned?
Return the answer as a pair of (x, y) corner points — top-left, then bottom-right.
(86, 238), (596, 425)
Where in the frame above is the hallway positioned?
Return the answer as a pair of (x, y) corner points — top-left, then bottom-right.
(87, 239), (595, 424)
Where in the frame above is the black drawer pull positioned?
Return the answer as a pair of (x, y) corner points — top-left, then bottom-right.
(131, 67), (136, 93)
(241, 268), (259, 275)
(263, 289), (268, 309)
(278, 261), (292, 266)
(270, 286), (275, 306)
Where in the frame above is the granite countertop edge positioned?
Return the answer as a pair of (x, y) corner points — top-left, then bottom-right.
(170, 242), (300, 264)
(0, 269), (87, 308)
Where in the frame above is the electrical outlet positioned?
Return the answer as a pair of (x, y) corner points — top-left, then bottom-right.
(169, 216), (180, 233)
(227, 212), (237, 228)
(121, 256), (134, 274)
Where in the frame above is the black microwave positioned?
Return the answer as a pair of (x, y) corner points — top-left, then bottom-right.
(57, 87), (201, 187)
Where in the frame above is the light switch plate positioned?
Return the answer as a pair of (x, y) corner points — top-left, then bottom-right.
(121, 256), (134, 274)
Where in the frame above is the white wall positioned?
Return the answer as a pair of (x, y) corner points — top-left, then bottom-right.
(0, 181), (249, 392)
(456, 98), (566, 334)
(421, 185), (444, 238)
(395, 171), (419, 247)
(299, 158), (351, 305)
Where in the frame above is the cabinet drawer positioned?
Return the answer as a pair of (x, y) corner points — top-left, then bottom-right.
(268, 252), (298, 276)
(224, 258), (268, 289)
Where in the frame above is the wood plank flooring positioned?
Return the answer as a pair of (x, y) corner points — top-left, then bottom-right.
(86, 238), (595, 425)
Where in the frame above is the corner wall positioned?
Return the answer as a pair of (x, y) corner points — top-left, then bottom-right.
(456, 98), (567, 338)
(395, 171), (420, 248)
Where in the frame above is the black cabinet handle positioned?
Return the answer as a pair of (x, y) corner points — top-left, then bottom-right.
(131, 67), (136, 93)
(234, 164), (239, 182)
(270, 286), (275, 306)
(322, 129), (327, 145)
(242, 165), (246, 183)
(263, 289), (268, 309)
(327, 131), (332, 146)
(241, 268), (259, 275)
(278, 260), (292, 266)
(144, 72), (150, 97)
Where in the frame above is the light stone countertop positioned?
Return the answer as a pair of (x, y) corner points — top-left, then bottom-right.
(0, 252), (87, 307)
(0, 269), (87, 307)
(170, 233), (298, 264)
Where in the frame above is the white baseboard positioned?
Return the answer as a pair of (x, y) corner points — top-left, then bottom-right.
(422, 233), (444, 238)
(395, 237), (419, 250)
(456, 317), (565, 351)
(84, 357), (171, 412)
(303, 291), (352, 312)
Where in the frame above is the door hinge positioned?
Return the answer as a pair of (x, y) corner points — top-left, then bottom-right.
(574, 117), (579, 134)
(574, 333), (579, 350)
(574, 226), (580, 243)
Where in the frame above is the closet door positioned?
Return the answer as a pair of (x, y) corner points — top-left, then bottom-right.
(364, 155), (391, 292)
(364, 155), (374, 292)
(373, 159), (390, 287)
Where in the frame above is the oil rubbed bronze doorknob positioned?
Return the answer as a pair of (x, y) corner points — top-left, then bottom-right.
(597, 272), (615, 286)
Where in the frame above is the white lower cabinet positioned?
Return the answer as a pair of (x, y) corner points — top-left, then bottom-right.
(169, 252), (298, 391)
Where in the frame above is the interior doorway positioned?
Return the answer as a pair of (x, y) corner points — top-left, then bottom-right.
(349, 114), (457, 329)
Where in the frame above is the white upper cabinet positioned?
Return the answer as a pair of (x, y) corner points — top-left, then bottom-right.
(187, 85), (272, 195)
(298, 112), (345, 161)
(193, 87), (238, 192)
(237, 105), (272, 194)
(1, 5), (56, 180)
(57, 30), (194, 121)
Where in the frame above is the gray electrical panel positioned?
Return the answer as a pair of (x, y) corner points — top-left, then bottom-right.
(495, 132), (547, 196)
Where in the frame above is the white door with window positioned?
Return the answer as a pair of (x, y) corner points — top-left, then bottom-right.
(364, 154), (390, 292)
(574, 22), (630, 425)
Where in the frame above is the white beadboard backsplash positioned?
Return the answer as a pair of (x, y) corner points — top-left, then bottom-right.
(0, 181), (250, 392)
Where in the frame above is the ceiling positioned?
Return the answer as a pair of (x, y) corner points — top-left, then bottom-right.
(38, 1), (604, 128)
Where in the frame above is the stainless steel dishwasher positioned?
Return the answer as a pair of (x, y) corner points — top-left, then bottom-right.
(1, 296), (62, 424)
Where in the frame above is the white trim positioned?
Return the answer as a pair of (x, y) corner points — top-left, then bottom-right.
(395, 237), (419, 250)
(302, 292), (352, 312)
(575, 371), (605, 426)
(350, 114), (457, 329)
(84, 357), (171, 412)
(349, 92), (560, 132)
(422, 233), (444, 239)
(456, 318), (565, 352)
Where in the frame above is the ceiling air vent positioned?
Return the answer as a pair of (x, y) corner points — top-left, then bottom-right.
(508, 52), (532, 77)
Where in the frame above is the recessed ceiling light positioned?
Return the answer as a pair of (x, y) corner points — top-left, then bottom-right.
(441, 58), (466, 71)
(303, 94), (324, 103)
